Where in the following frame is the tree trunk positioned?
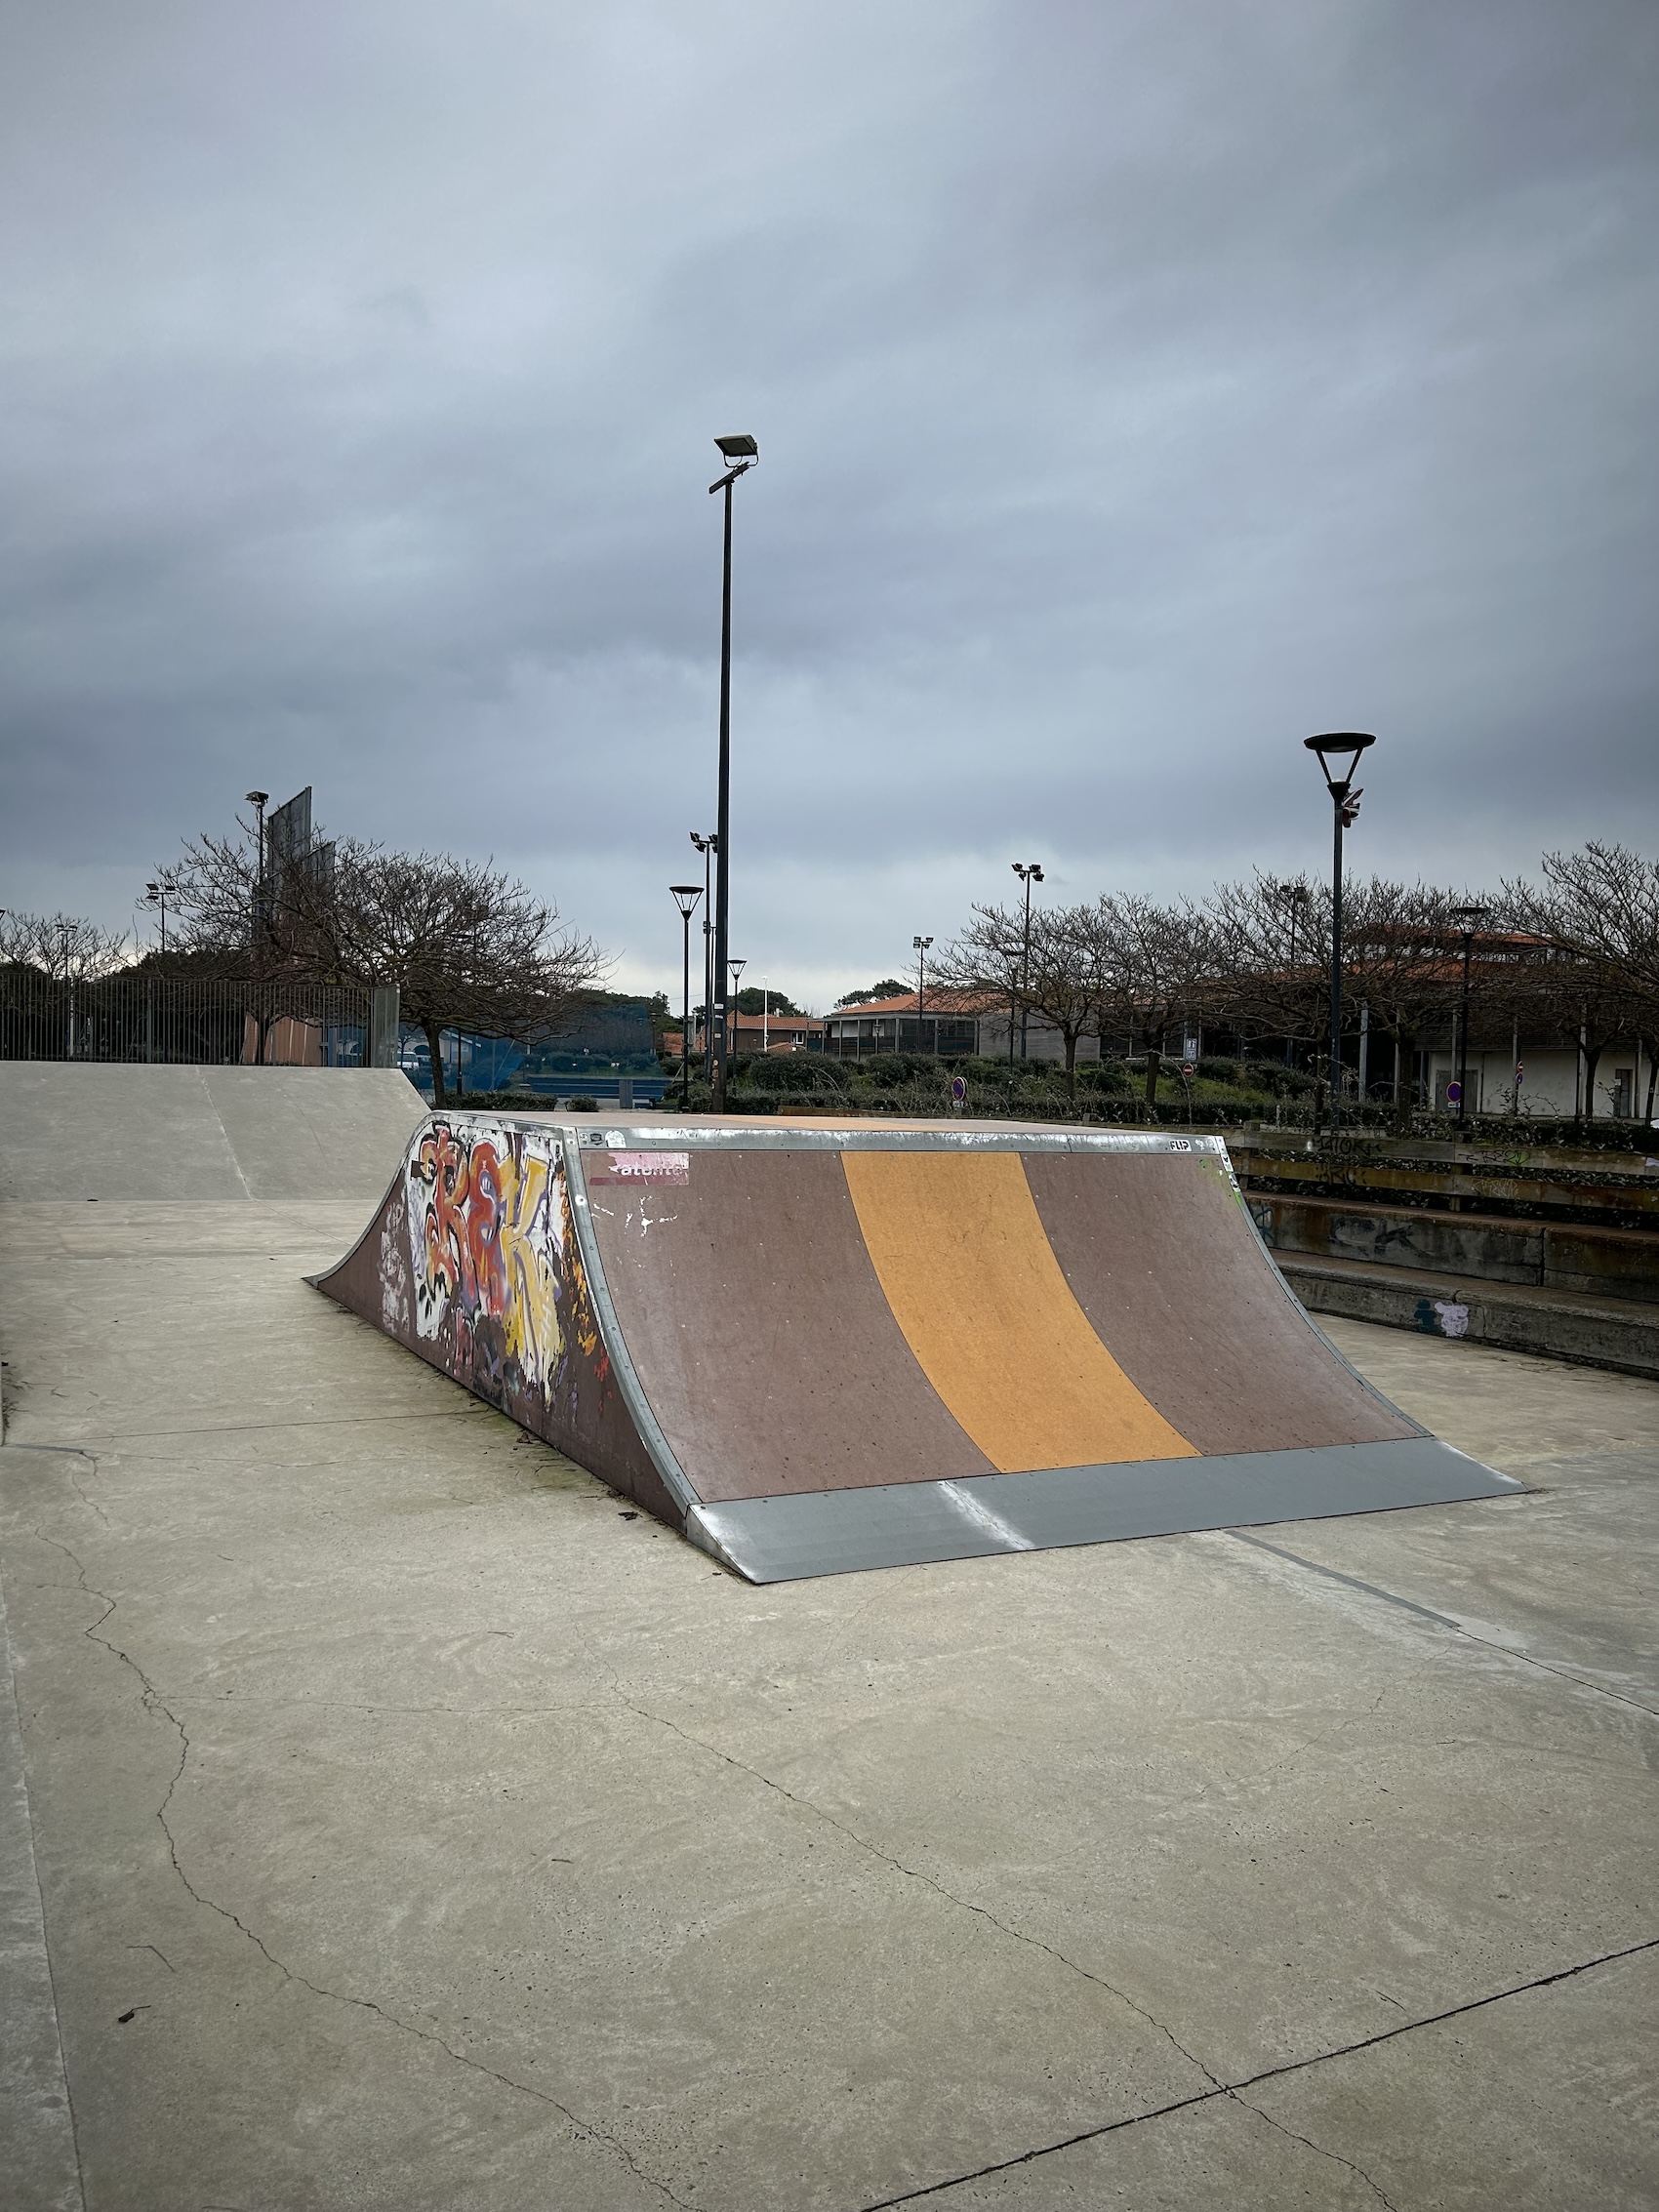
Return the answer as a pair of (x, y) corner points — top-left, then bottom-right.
(1064, 1029), (1078, 1101)
(1143, 1042), (1161, 1121)
(424, 1020), (448, 1106)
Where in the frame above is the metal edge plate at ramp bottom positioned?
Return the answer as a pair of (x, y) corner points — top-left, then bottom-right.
(684, 1438), (1523, 1583)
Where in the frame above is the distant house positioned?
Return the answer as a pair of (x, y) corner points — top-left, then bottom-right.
(687, 1010), (825, 1056)
(822, 989), (1102, 1065)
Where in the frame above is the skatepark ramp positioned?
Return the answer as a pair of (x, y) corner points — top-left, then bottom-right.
(0, 1063), (429, 1202)
(314, 1115), (1520, 1581)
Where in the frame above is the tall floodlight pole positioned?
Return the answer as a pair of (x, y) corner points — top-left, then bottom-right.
(246, 790), (269, 1066)
(669, 884), (703, 1109)
(690, 830), (717, 1078)
(1450, 904), (1489, 1127)
(1301, 736), (1375, 1134)
(708, 435), (758, 1111)
(1012, 863), (1044, 1063)
(913, 935), (933, 1053)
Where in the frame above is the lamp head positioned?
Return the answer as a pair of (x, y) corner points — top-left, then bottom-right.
(145, 881), (160, 900)
(714, 434), (758, 461)
(245, 789), (269, 807)
(1303, 733), (1375, 797)
(1450, 903), (1489, 934)
(669, 884), (703, 919)
(913, 935), (933, 951)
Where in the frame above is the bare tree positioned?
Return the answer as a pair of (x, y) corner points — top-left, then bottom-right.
(940, 902), (1099, 1097)
(0, 909), (130, 981)
(303, 849), (605, 1105)
(1092, 895), (1217, 1117)
(1204, 873), (1330, 1067)
(161, 812), (606, 1102)
(1504, 843), (1659, 1121)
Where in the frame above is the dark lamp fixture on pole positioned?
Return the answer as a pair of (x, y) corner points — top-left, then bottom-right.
(708, 435), (758, 1112)
(913, 935), (933, 1053)
(1302, 734), (1375, 1132)
(1450, 903), (1489, 1127)
(690, 830), (717, 1078)
(669, 884), (704, 1109)
(1012, 862), (1044, 1065)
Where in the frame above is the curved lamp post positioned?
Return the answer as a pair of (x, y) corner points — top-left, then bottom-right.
(708, 435), (757, 1110)
(669, 884), (703, 1108)
(1450, 903), (1489, 1126)
(1301, 736), (1374, 1132)
(1012, 862), (1044, 1065)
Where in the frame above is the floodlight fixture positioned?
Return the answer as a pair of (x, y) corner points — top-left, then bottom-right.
(714, 434), (758, 461)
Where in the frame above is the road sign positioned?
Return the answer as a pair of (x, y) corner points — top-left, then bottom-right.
(1446, 1080), (1463, 1105)
(950, 1075), (967, 1106)
(1181, 1061), (1195, 1079)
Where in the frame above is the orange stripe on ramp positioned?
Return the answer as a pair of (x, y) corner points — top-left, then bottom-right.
(840, 1150), (1197, 1472)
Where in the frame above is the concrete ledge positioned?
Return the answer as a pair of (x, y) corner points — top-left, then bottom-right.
(1281, 1253), (1659, 1381)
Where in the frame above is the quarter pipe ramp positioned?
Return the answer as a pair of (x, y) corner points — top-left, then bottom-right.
(314, 1115), (1520, 1580)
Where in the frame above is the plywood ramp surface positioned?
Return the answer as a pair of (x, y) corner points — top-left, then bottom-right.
(1023, 1152), (1416, 1452)
(840, 1149), (1196, 1472)
(587, 1149), (993, 1502)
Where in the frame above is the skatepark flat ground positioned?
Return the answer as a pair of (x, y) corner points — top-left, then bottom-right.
(3, 1188), (1656, 2209)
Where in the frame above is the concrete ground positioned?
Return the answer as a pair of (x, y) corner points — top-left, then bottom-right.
(2, 1192), (1655, 2211)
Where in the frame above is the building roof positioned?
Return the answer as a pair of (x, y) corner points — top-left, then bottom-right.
(825, 988), (996, 1021)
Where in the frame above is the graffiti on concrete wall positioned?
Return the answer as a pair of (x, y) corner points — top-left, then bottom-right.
(401, 1118), (606, 1415)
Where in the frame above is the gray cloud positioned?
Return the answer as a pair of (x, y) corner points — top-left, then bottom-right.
(2, 0), (1654, 1004)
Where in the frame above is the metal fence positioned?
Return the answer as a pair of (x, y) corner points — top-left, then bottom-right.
(0, 967), (372, 1066)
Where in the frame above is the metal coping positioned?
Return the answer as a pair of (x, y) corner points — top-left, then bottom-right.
(558, 1131), (702, 1525)
(684, 1437), (1524, 1584)
(442, 1116), (1232, 1157)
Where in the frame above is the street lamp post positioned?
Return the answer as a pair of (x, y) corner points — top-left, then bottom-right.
(913, 935), (933, 1053)
(1268, 879), (1311, 1066)
(1012, 864), (1044, 1064)
(246, 790), (269, 1065)
(690, 830), (717, 1078)
(1301, 737), (1375, 1133)
(1450, 904), (1489, 1128)
(669, 885), (704, 1109)
(726, 957), (747, 1076)
(708, 435), (757, 1111)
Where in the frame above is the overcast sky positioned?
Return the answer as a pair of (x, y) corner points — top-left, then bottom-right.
(2, 0), (1655, 1008)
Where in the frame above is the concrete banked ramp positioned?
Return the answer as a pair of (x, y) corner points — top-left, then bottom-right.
(315, 1113), (1519, 1581)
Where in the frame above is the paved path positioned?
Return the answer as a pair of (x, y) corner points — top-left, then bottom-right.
(1, 1192), (1654, 2209)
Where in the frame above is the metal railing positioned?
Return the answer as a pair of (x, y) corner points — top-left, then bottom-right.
(0, 968), (371, 1066)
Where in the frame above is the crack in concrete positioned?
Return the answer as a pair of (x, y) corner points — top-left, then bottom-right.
(855, 1934), (1659, 2208)
(27, 1522), (693, 2212)
(602, 1677), (1224, 2096)
(1226, 1532), (1659, 1719)
(1225, 2092), (1399, 2209)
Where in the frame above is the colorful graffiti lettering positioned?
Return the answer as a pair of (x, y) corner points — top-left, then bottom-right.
(406, 1119), (569, 1402)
